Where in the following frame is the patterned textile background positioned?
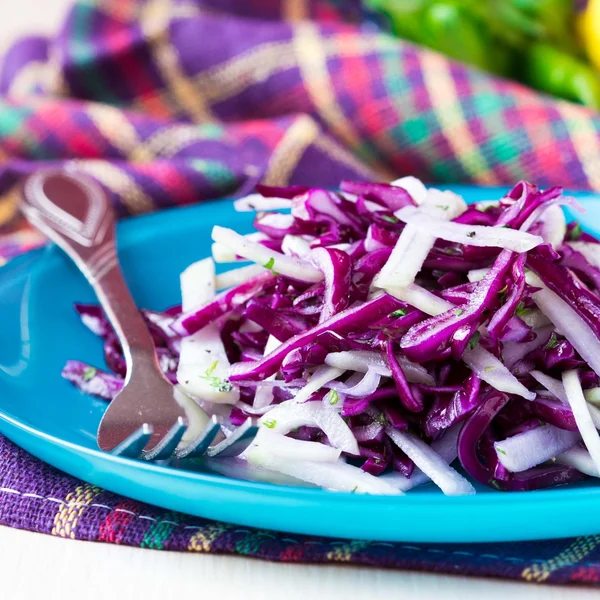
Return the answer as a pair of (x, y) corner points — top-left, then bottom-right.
(2, 0), (600, 586)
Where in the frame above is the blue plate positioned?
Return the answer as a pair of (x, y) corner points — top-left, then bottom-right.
(2, 185), (600, 543)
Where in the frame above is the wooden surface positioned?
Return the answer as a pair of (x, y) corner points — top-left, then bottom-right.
(0, 2), (592, 598)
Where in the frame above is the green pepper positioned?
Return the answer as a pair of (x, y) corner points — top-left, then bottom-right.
(365, 0), (511, 75)
(522, 42), (600, 109)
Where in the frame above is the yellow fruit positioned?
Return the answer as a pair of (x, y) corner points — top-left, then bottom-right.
(578, 0), (600, 72)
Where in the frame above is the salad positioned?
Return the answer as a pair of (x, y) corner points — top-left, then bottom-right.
(63, 177), (600, 496)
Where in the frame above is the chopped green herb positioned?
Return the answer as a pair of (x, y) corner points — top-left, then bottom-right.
(466, 231), (477, 238)
(546, 332), (559, 350)
(476, 204), (494, 213)
(351, 486), (358, 493)
(263, 257), (278, 274)
(328, 390), (339, 406)
(454, 308), (465, 317)
(496, 448), (507, 456)
(490, 480), (502, 490)
(381, 214), (399, 224)
(83, 366), (97, 381)
(468, 331), (481, 350)
(390, 308), (408, 318)
(373, 457), (383, 464)
(199, 360), (233, 392)
(515, 302), (531, 317)
(436, 204), (449, 211)
(375, 413), (387, 426)
(483, 365), (495, 372)
(569, 223), (582, 241)
(205, 360), (219, 377)
(262, 419), (277, 429)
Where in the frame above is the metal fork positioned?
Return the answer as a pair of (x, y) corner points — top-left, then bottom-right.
(21, 168), (257, 461)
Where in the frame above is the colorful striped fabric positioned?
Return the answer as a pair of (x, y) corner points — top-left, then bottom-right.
(2, 0), (600, 586)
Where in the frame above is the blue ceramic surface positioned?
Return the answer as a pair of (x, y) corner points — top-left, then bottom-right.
(1, 186), (600, 543)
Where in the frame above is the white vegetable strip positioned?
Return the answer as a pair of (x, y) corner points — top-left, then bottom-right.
(567, 242), (600, 268)
(390, 176), (427, 205)
(292, 365), (345, 404)
(215, 264), (266, 290)
(247, 447), (402, 495)
(531, 371), (568, 403)
(282, 234), (312, 258)
(381, 425), (461, 492)
(173, 385), (210, 444)
(395, 206), (544, 252)
(253, 335), (282, 410)
(176, 258), (239, 404)
(211, 242), (241, 263)
(463, 346), (536, 400)
(374, 190), (466, 288)
(251, 429), (341, 463)
(527, 272), (600, 378)
(260, 400), (360, 455)
(386, 284), (453, 316)
(467, 268), (490, 283)
(538, 204), (566, 250)
(212, 226), (323, 283)
(563, 370), (600, 476)
(385, 427), (475, 496)
(211, 233), (269, 263)
(326, 369), (381, 397)
(520, 309), (552, 330)
(324, 350), (434, 385)
(233, 193), (293, 212)
(203, 457), (314, 487)
(556, 447), (600, 478)
(585, 388), (600, 406)
(531, 372), (600, 429)
(494, 425), (580, 472)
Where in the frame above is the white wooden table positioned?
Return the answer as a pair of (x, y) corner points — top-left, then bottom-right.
(0, 2), (591, 598)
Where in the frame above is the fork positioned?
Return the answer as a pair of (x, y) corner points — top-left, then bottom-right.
(21, 168), (257, 461)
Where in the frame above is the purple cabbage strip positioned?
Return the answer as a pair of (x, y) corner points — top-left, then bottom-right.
(171, 271), (276, 337)
(487, 253), (526, 340)
(62, 360), (123, 401)
(311, 247), (352, 322)
(424, 374), (481, 438)
(385, 340), (423, 413)
(230, 294), (406, 382)
(243, 300), (305, 342)
(400, 250), (513, 362)
(560, 244), (600, 292)
(340, 181), (416, 211)
(527, 249), (600, 341)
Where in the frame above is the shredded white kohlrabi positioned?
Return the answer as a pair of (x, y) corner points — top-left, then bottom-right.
(259, 400), (360, 456)
(233, 193), (293, 212)
(176, 258), (239, 404)
(373, 189), (466, 289)
(246, 446), (402, 494)
(563, 370), (600, 476)
(212, 226), (323, 283)
(395, 206), (544, 252)
(527, 272), (600, 378)
(494, 424), (580, 472)
(385, 427), (475, 496)
(215, 264), (266, 290)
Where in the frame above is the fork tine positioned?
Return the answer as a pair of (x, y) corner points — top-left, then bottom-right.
(142, 417), (187, 461)
(174, 416), (221, 460)
(206, 418), (259, 458)
(111, 424), (154, 458)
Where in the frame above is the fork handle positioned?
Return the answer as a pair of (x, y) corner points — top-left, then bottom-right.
(21, 170), (157, 371)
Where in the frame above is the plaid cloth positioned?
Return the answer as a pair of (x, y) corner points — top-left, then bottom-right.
(2, 0), (600, 586)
